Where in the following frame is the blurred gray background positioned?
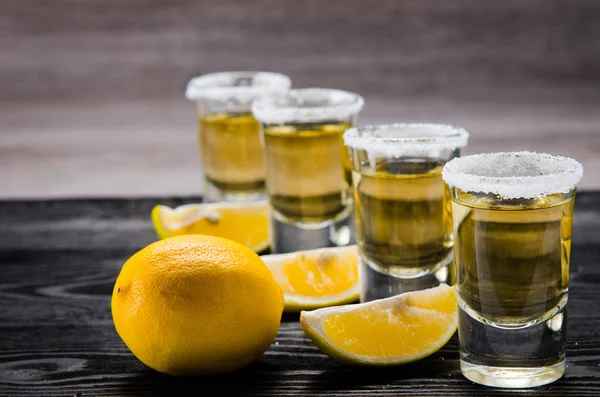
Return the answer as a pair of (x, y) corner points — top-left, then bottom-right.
(2, 0), (599, 198)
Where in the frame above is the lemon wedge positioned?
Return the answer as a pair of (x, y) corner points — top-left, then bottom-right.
(300, 284), (457, 365)
(151, 201), (269, 253)
(261, 245), (360, 312)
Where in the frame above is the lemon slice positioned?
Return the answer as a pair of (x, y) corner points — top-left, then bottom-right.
(300, 284), (457, 366)
(261, 245), (360, 312)
(151, 201), (269, 253)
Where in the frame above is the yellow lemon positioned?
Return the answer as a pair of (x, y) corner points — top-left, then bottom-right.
(111, 234), (284, 376)
(300, 284), (457, 366)
(261, 245), (360, 312)
(151, 201), (269, 253)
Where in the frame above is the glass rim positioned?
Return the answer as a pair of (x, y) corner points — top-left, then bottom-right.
(442, 151), (584, 199)
(184, 71), (291, 101)
(251, 87), (364, 124)
(343, 123), (470, 153)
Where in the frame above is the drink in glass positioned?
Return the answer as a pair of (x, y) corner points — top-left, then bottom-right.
(343, 123), (469, 301)
(252, 88), (364, 253)
(185, 71), (291, 202)
(442, 151), (584, 388)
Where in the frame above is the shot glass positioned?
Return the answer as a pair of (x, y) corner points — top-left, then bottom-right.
(251, 88), (364, 253)
(343, 123), (469, 302)
(185, 71), (291, 202)
(442, 151), (584, 388)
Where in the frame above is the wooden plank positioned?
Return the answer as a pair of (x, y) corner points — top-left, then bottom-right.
(1, 0), (600, 103)
(1, 98), (598, 198)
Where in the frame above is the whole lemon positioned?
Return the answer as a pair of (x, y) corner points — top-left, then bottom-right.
(111, 234), (284, 376)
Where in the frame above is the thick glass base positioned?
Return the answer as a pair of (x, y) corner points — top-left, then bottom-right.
(269, 209), (354, 254)
(359, 254), (452, 302)
(460, 360), (565, 389)
(458, 303), (567, 389)
(203, 178), (266, 203)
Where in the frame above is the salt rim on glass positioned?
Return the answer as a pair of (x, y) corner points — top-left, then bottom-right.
(251, 88), (364, 124)
(185, 71), (291, 103)
(343, 123), (469, 156)
(441, 151), (584, 199)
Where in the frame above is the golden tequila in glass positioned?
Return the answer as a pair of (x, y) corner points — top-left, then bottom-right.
(354, 160), (453, 276)
(253, 88), (364, 253)
(186, 71), (291, 202)
(344, 124), (469, 301)
(442, 151), (584, 389)
(198, 112), (264, 196)
(263, 122), (352, 224)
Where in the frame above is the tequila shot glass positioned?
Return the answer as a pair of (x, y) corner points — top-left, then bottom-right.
(343, 123), (469, 302)
(185, 71), (291, 202)
(252, 88), (364, 253)
(442, 151), (584, 388)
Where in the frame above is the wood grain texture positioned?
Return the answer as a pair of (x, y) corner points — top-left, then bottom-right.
(1, 97), (599, 199)
(0, 194), (599, 396)
(1, 0), (600, 199)
(2, 0), (600, 103)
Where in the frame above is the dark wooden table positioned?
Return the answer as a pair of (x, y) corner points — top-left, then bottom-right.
(1, 193), (599, 396)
